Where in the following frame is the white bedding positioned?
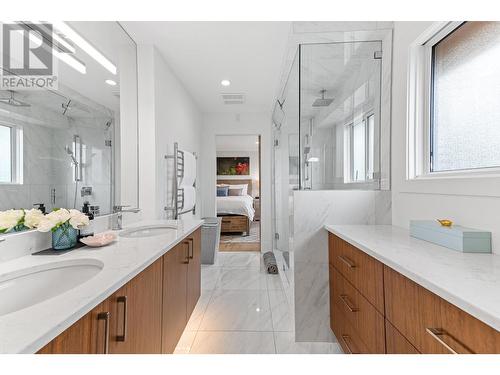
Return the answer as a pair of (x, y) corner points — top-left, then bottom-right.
(217, 195), (255, 221)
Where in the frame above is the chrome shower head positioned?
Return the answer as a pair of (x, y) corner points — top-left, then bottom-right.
(312, 90), (334, 107)
(64, 146), (78, 165)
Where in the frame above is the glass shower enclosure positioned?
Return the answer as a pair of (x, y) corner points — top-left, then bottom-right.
(272, 40), (383, 269)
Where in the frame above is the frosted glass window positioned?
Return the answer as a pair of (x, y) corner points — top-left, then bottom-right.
(0, 125), (12, 183)
(431, 22), (500, 172)
(352, 120), (366, 181)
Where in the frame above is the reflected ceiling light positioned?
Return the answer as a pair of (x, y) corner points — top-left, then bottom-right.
(307, 157), (320, 162)
(105, 79), (117, 86)
(52, 21), (117, 75)
(220, 79), (231, 87)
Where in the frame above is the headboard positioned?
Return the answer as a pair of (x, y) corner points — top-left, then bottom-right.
(217, 179), (252, 197)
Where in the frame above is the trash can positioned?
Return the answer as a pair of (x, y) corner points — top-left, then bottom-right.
(201, 217), (221, 265)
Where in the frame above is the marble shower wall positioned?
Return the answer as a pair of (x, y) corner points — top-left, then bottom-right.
(293, 190), (391, 342)
(0, 110), (113, 214)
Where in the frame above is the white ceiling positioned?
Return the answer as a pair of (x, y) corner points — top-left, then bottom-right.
(216, 135), (259, 152)
(122, 21), (291, 114)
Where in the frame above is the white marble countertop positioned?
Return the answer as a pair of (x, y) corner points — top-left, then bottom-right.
(325, 224), (500, 332)
(0, 218), (203, 354)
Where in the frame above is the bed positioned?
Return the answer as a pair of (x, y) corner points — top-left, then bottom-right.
(217, 179), (255, 236)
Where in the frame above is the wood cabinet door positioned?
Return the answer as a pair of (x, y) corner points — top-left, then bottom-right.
(38, 300), (111, 354)
(109, 259), (163, 354)
(162, 241), (189, 353)
(385, 320), (420, 354)
(187, 228), (201, 318)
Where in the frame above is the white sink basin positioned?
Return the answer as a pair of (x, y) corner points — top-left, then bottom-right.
(0, 259), (103, 316)
(119, 224), (177, 238)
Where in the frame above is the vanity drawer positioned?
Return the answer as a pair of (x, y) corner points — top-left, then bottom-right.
(385, 320), (420, 354)
(328, 233), (384, 313)
(330, 265), (385, 353)
(384, 266), (500, 354)
(331, 297), (371, 354)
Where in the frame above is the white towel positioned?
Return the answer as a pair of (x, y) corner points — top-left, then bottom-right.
(181, 186), (196, 213)
(181, 150), (196, 187)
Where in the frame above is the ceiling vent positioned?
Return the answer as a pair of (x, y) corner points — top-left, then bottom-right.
(221, 93), (245, 105)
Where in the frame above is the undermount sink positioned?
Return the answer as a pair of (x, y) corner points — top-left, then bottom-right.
(0, 259), (103, 317)
(119, 224), (177, 238)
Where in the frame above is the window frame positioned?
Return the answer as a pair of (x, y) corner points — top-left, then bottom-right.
(0, 122), (23, 185)
(344, 110), (376, 184)
(408, 21), (500, 181)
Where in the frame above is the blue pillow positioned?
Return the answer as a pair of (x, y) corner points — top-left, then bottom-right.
(217, 186), (229, 197)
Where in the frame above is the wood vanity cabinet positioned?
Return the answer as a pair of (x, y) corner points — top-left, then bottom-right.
(328, 232), (500, 354)
(162, 229), (202, 354)
(37, 228), (201, 354)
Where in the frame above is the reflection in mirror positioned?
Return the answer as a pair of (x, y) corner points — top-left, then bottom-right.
(0, 21), (138, 233)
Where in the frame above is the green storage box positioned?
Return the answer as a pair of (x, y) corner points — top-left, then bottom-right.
(409, 220), (491, 253)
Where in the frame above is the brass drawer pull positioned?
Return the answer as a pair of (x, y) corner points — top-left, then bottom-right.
(339, 294), (359, 312)
(183, 240), (190, 264)
(338, 255), (356, 268)
(188, 238), (194, 259)
(426, 328), (470, 354)
(340, 334), (357, 354)
(97, 312), (110, 354)
(116, 296), (128, 342)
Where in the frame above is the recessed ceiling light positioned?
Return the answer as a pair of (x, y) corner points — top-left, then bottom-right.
(255, 141), (259, 144)
(105, 79), (117, 86)
(221, 79), (231, 87)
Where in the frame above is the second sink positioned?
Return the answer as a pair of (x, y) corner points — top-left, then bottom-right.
(119, 224), (177, 238)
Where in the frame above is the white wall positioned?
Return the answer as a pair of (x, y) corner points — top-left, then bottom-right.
(137, 45), (202, 220)
(216, 150), (260, 197)
(200, 113), (272, 251)
(392, 22), (500, 255)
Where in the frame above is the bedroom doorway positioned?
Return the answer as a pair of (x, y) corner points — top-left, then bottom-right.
(216, 135), (261, 252)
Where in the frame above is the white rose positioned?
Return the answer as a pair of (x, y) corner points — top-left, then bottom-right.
(0, 209), (24, 232)
(69, 209), (90, 229)
(23, 209), (45, 229)
(37, 215), (59, 232)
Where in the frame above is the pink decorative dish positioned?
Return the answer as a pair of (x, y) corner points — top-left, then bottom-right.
(80, 232), (117, 247)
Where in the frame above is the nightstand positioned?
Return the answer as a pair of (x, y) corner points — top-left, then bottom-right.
(253, 197), (261, 221)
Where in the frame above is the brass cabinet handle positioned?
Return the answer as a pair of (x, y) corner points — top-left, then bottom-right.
(188, 238), (194, 259)
(425, 328), (470, 354)
(97, 312), (110, 354)
(183, 240), (190, 264)
(338, 255), (356, 268)
(116, 296), (128, 342)
(339, 294), (359, 312)
(340, 335), (357, 354)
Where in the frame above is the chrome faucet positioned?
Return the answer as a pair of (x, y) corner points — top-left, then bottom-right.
(112, 205), (141, 230)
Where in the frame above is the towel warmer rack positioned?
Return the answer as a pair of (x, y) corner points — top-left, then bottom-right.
(164, 142), (196, 219)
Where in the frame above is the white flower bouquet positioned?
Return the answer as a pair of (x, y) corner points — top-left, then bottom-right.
(0, 208), (45, 233)
(37, 208), (90, 250)
(37, 208), (90, 233)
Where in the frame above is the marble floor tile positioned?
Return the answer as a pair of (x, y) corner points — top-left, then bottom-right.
(199, 289), (273, 331)
(173, 330), (197, 354)
(265, 273), (284, 290)
(185, 292), (212, 331)
(217, 267), (268, 290)
(189, 331), (276, 354)
(201, 266), (222, 290)
(219, 252), (261, 268)
(268, 289), (293, 332)
(274, 332), (343, 354)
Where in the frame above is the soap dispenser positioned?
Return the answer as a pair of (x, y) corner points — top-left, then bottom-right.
(79, 201), (94, 238)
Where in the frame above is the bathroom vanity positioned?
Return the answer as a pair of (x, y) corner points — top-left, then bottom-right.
(326, 225), (500, 354)
(0, 220), (202, 354)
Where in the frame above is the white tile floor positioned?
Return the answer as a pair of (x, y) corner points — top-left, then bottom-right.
(174, 251), (342, 354)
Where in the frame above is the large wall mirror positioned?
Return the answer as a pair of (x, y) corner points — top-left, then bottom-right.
(0, 21), (138, 229)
